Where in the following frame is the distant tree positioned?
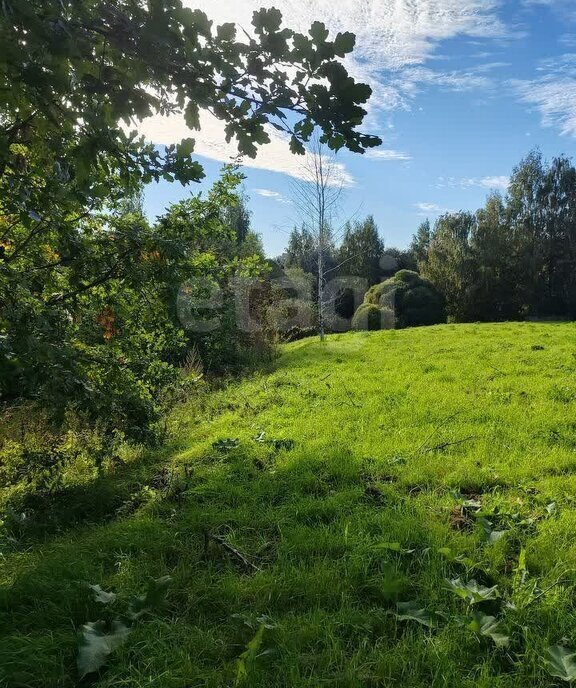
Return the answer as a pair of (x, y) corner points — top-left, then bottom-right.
(221, 189), (252, 244)
(536, 155), (576, 316)
(411, 219), (432, 266)
(472, 193), (522, 321)
(409, 149), (576, 324)
(337, 215), (383, 285)
(380, 247), (417, 279)
(291, 138), (343, 340)
(506, 150), (547, 313)
(284, 225), (322, 275)
(505, 150), (576, 318)
(420, 212), (477, 321)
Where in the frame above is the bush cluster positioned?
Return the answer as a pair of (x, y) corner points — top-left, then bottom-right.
(353, 270), (446, 330)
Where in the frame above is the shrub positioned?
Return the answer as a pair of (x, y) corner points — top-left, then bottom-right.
(360, 271), (446, 328)
(364, 281), (397, 307)
(394, 269), (421, 285)
(282, 326), (318, 342)
(351, 303), (395, 331)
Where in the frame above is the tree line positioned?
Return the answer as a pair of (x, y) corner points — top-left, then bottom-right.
(415, 151), (576, 323)
(280, 149), (576, 330)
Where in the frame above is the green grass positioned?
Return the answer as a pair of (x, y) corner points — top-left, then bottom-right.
(3, 322), (576, 687)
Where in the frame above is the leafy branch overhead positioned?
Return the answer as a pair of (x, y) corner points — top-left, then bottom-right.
(1, 0), (381, 220)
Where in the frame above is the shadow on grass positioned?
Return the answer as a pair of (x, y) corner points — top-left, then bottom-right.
(0, 434), (449, 687)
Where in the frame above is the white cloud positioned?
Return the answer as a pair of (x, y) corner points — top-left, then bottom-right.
(415, 202), (452, 214)
(514, 77), (576, 137)
(524, 0), (576, 20)
(437, 175), (509, 190)
(188, 0), (507, 75)
(254, 188), (291, 203)
(511, 53), (576, 137)
(400, 66), (492, 92)
(365, 149), (413, 161)
(137, 110), (355, 186)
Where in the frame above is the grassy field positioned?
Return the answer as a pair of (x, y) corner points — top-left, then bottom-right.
(3, 322), (576, 687)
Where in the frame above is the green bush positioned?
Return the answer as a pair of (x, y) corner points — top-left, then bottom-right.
(364, 280), (397, 307)
(360, 270), (446, 328)
(351, 303), (395, 331)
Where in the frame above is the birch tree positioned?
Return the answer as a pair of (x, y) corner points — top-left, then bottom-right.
(291, 138), (345, 340)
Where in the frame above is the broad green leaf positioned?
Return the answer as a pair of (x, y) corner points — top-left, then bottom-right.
(127, 576), (172, 620)
(467, 611), (509, 647)
(333, 31), (355, 57)
(190, 9), (212, 35)
(89, 584), (116, 605)
(478, 517), (507, 545)
(437, 547), (476, 568)
(309, 21), (329, 44)
(216, 22), (236, 42)
(446, 578), (499, 604)
(77, 620), (130, 678)
(235, 623), (266, 686)
(545, 645), (576, 682)
(395, 601), (435, 628)
(289, 136), (305, 155)
(252, 7), (282, 34)
(184, 102), (200, 130)
(177, 138), (195, 157)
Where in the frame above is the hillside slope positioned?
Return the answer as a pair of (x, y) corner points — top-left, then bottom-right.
(3, 323), (576, 687)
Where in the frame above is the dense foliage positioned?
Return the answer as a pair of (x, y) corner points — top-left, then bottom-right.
(0, 169), (269, 441)
(0, 1), (381, 442)
(355, 269), (446, 330)
(351, 302), (395, 331)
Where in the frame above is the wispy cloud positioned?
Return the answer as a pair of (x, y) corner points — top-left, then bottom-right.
(415, 202), (453, 215)
(254, 189), (291, 204)
(515, 79), (576, 136)
(558, 33), (576, 48)
(365, 149), (412, 161)
(437, 175), (509, 190)
(513, 55), (576, 137)
(499, 45), (576, 136)
(398, 66), (493, 93)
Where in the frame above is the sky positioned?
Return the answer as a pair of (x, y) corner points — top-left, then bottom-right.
(141, 0), (576, 257)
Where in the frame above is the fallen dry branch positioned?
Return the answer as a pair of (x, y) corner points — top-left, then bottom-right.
(206, 532), (260, 572)
(424, 436), (476, 453)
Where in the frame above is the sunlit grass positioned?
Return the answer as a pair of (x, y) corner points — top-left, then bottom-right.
(2, 322), (576, 686)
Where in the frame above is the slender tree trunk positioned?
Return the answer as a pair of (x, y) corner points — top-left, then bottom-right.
(318, 233), (325, 341)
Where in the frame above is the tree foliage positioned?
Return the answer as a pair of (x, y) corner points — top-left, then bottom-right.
(337, 216), (383, 286)
(416, 150), (576, 322)
(0, 2), (382, 438)
(1, 0), (380, 223)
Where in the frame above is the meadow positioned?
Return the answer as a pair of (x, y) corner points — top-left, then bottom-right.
(3, 322), (576, 687)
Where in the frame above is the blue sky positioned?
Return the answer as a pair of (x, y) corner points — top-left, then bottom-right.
(142, 0), (576, 257)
